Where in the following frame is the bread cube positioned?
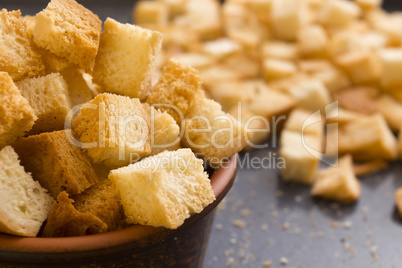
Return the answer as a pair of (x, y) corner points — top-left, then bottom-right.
(313, 67), (351, 93)
(222, 54), (261, 79)
(42, 191), (107, 237)
(145, 105), (181, 156)
(16, 73), (71, 134)
(39, 48), (71, 74)
(279, 130), (322, 184)
(399, 124), (402, 160)
(72, 179), (124, 232)
(73, 93), (151, 168)
(326, 108), (365, 126)
(0, 146), (53, 236)
(262, 41), (299, 61)
(93, 18), (163, 100)
(395, 188), (402, 217)
(109, 149), (215, 229)
(319, 0), (361, 28)
(355, 0), (382, 10)
(182, 98), (249, 165)
(207, 81), (246, 112)
(200, 65), (242, 88)
(336, 51), (381, 84)
(174, 53), (214, 69)
(283, 79), (331, 112)
(33, 0), (102, 72)
(353, 159), (388, 177)
(338, 114), (398, 161)
(13, 130), (99, 199)
(156, 0), (187, 18)
(134, 1), (168, 26)
(262, 59), (297, 82)
(0, 10), (44, 81)
(284, 109), (324, 137)
(203, 38), (241, 60)
(333, 87), (378, 115)
(329, 31), (366, 58)
(271, 0), (308, 41)
(147, 59), (204, 124)
(299, 60), (333, 74)
(376, 95), (402, 131)
(0, 72), (36, 149)
(311, 155), (361, 203)
(379, 49), (402, 90)
(297, 25), (329, 57)
(161, 25), (200, 51)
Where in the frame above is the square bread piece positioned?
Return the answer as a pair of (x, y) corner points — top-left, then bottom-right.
(93, 18), (163, 100)
(0, 146), (54, 237)
(109, 149), (215, 229)
(279, 130), (322, 185)
(147, 59), (205, 124)
(182, 98), (250, 166)
(13, 130), (99, 199)
(73, 93), (151, 168)
(33, 0), (102, 72)
(395, 188), (402, 217)
(311, 155), (361, 203)
(16, 73), (71, 134)
(0, 72), (36, 149)
(0, 9), (45, 81)
(338, 114), (398, 161)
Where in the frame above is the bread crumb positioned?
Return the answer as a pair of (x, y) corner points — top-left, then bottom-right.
(281, 222), (290, 230)
(344, 221), (352, 229)
(271, 211), (278, 218)
(262, 260), (272, 267)
(280, 257), (288, 265)
(331, 221), (339, 228)
(233, 219), (245, 229)
(240, 209), (251, 218)
(215, 223), (223, 230)
(261, 223), (269, 231)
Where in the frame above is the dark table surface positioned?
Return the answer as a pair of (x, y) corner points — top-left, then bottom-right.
(2, 0), (402, 267)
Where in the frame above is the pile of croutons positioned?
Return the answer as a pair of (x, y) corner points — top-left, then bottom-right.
(0, 0), (250, 237)
(134, 0), (402, 208)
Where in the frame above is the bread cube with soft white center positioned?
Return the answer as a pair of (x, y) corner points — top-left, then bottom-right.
(263, 59), (297, 81)
(319, 0), (361, 28)
(379, 48), (402, 90)
(298, 25), (329, 57)
(109, 149), (215, 229)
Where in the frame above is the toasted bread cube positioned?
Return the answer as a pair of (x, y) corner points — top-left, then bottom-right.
(399, 124), (402, 159)
(279, 130), (322, 184)
(395, 188), (402, 217)
(353, 159), (388, 177)
(0, 72), (36, 149)
(333, 87), (379, 115)
(313, 67), (351, 93)
(372, 14), (402, 46)
(379, 49), (402, 90)
(33, 0), (102, 72)
(174, 53), (214, 69)
(283, 79), (331, 111)
(42, 191), (107, 237)
(271, 0), (308, 41)
(203, 38), (241, 60)
(200, 65), (242, 88)
(262, 41), (299, 61)
(222, 54), (261, 79)
(144, 105), (181, 156)
(297, 25), (329, 57)
(376, 95), (402, 131)
(60, 67), (99, 107)
(284, 108), (324, 137)
(156, 0), (187, 18)
(338, 114), (398, 161)
(355, 0), (382, 10)
(326, 107), (366, 126)
(336, 51), (381, 84)
(311, 155), (361, 203)
(299, 59), (333, 74)
(73, 93), (151, 168)
(182, 98), (249, 165)
(147, 59), (204, 123)
(263, 59), (297, 82)
(16, 73), (71, 134)
(39, 48), (71, 74)
(109, 149), (215, 229)
(0, 10), (44, 81)
(22, 15), (36, 36)
(134, 1), (168, 26)
(329, 31), (365, 58)
(72, 179), (124, 232)
(207, 81), (246, 112)
(93, 18), (163, 100)
(161, 25), (200, 51)
(13, 130), (99, 199)
(319, 0), (361, 28)
(0, 146), (53, 237)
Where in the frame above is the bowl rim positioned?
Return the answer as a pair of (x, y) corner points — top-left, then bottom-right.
(0, 154), (238, 254)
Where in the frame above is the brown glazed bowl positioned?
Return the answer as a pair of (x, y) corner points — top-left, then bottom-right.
(0, 154), (238, 268)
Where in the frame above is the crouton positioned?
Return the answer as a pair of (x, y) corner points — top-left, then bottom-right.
(0, 9), (44, 81)
(174, 53), (214, 70)
(203, 38), (241, 60)
(262, 41), (299, 61)
(284, 108), (324, 137)
(182, 98), (249, 165)
(311, 155), (361, 203)
(109, 149), (215, 229)
(262, 59), (297, 82)
(395, 188), (402, 217)
(297, 25), (329, 57)
(0, 72), (36, 149)
(93, 18), (163, 100)
(376, 95), (402, 131)
(379, 48), (402, 90)
(319, 0), (361, 28)
(0, 146), (53, 237)
(147, 59), (204, 123)
(16, 73), (71, 134)
(353, 159), (389, 176)
(206, 81), (246, 112)
(33, 0), (102, 72)
(333, 87), (379, 115)
(73, 93), (151, 168)
(134, 1), (168, 26)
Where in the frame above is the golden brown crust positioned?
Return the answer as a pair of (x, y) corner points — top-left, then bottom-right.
(42, 191), (107, 237)
(0, 9), (45, 81)
(13, 130), (99, 199)
(0, 72), (36, 149)
(33, 0), (102, 72)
